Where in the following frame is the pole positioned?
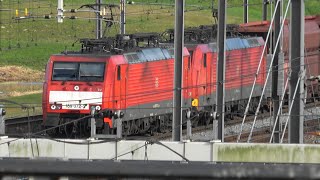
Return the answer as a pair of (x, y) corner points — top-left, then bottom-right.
(96, 0), (102, 39)
(272, 0), (281, 143)
(186, 109), (192, 140)
(216, 0), (226, 142)
(0, 107), (5, 134)
(243, 0), (248, 23)
(57, 0), (64, 23)
(172, 0), (184, 141)
(116, 110), (122, 139)
(289, 0), (304, 144)
(263, 0), (268, 21)
(120, 0), (125, 34)
(90, 107), (96, 138)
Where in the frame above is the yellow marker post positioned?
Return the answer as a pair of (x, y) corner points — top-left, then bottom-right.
(15, 9), (19, 17)
(192, 99), (199, 107)
(25, 8), (28, 16)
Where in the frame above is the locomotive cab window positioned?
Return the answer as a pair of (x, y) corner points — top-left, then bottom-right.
(52, 62), (105, 82)
(52, 62), (78, 81)
(203, 53), (207, 68)
(79, 63), (105, 82)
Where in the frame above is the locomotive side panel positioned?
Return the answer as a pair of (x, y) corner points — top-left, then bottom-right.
(225, 48), (242, 102)
(123, 59), (174, 121)
(243, 37), (266, 99)
(121, 48), (191, 122)
(104, 55), (127, 126)
(193, 45), (215, 108)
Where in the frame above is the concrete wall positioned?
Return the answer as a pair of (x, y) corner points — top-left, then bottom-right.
(0, 138), (319, 163)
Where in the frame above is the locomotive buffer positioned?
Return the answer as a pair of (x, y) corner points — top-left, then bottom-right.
(89, 106), (124, 139)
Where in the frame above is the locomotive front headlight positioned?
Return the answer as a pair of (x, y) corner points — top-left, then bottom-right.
(50, 105), (56, 110)
(74, 85), (80, 91)
(95, 105), (101, 111)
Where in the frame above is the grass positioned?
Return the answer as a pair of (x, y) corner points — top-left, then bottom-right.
(0, 0), (319, 72)
(1, 93), (42, 118)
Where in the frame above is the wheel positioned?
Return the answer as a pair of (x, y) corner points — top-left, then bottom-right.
(102, 122), (111, 134)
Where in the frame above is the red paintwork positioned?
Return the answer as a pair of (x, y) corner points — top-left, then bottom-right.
(238, 16), (320, 54)
(43, 55), (111, 124)
(190, 41), (266, 108)
(248, 43), (266, 87)
(43, 49), (191, 127)
(117, 48), (190, 110)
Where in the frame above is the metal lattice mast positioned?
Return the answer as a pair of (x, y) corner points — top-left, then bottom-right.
(246, 0), (291, 142)
(237, 0), (281, 142)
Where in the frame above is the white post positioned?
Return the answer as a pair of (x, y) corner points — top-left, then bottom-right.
(90, 107), (96, 138)
(116, 110), (122, 139)
(57, 0), (64, 23)
(0, 108), (6, 135)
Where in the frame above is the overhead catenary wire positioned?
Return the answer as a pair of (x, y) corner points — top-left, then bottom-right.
(237, 0), (282, 143)
(247, 0), (292, 143)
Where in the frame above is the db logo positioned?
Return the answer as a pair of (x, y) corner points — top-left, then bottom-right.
(155, 77), (159, 88)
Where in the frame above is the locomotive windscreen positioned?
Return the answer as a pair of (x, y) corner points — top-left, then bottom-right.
(52, 62), (105, 82)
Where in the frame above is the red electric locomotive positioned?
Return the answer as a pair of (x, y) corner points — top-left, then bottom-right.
(43, 16), (320, 137)
(42, 35), (192, 136)
(42, 33), (268, 136)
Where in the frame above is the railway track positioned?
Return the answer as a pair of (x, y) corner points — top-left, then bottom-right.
(4, 101), (320, 142)
(4, 115), (43, 136)
(149, 102), (320, 142)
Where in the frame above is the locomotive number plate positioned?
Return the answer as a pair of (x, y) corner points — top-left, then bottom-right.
(65, 104), (88, 110)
